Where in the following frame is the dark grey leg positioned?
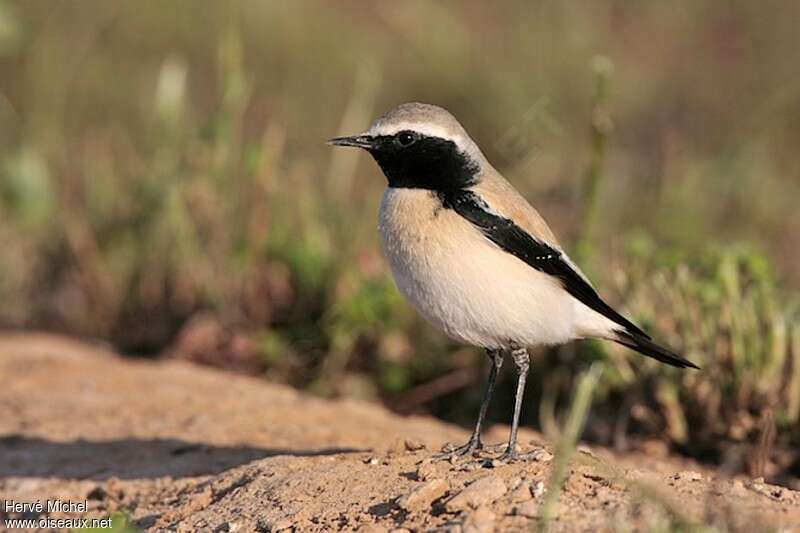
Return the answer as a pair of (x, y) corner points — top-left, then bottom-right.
(442, 348), (503, 457)
(500, 345), (530, 461)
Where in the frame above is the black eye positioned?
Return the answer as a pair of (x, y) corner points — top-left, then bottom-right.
(396, 131), (417, 147)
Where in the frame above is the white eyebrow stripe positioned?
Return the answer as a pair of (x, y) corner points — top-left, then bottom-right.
(368, 121), (463, 145)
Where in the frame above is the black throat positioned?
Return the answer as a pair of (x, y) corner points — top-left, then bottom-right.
(367, 134), (480, 190)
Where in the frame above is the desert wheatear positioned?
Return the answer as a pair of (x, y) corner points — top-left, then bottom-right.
(330, 102), (698, 461)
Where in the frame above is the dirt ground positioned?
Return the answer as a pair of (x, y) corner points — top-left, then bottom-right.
(1, 333), (799, 532)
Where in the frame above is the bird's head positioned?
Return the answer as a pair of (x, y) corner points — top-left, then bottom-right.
(329, 102), (486, 190)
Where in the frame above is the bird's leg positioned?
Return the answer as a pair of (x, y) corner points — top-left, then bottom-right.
(440, 348), (503, 457)
(499, 345), (530, 462)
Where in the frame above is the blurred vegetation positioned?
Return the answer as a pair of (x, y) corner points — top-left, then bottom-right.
(540, 363), (604, 529)
(1, 1), (799, 480)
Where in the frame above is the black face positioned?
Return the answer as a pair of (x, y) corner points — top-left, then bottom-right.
(331, 130), (480, 190)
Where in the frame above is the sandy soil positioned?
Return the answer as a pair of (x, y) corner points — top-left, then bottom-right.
(1, 333), (799, 532)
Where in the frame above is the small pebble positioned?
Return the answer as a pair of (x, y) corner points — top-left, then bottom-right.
(397, 479), (449, 512)
(404, 438), (426, 451)
(388, 437), (426, 454)
(365, 457), (380, 465)
(530, 449), (553, 463)
(531, 481), (546, 498)
(416, 459), (437, 481)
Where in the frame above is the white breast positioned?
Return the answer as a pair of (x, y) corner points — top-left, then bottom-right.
(378, 187), (577, 349)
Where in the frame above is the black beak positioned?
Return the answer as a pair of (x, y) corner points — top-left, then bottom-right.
(327, 134), (375, 149)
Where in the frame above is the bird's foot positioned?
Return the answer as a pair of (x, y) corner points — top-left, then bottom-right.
(495, 445), (552, 464)
(435, 437), (483, 461)
(497, 449), (517, 463)
(495, 441), (519, 463)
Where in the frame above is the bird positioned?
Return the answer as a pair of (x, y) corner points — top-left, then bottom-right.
(329, 102), (699, 461)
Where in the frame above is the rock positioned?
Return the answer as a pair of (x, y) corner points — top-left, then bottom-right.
(531, 481), (546, 498)
(445, 476), (507, 512)
(462, 506), (495, 533)
(515, 500), (542, 518)
(404, 438), (426, 451)
(416, 459), (438, 481)
(530, 449), (553, 463)
(387, 437), (425, 455)
(397, 479), (449, 511)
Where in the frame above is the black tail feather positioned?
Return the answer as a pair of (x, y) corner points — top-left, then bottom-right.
(613, 330), (700, 369)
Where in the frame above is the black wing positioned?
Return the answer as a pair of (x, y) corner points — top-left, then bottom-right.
(438, 189), (650, 339)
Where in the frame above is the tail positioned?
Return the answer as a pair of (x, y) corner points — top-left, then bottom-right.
(613, 329), (700, 369)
